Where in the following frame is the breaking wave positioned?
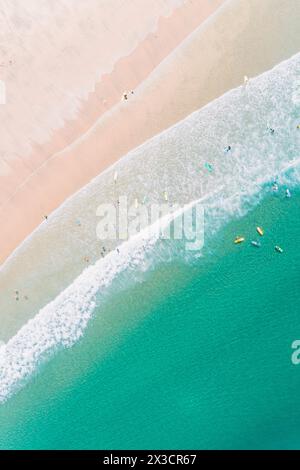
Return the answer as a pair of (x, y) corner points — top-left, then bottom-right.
(0, 52), (300, 403)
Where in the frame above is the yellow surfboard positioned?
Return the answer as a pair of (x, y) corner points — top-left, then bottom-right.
(234, 237), (245, 244)
(256, 226), (264, 236)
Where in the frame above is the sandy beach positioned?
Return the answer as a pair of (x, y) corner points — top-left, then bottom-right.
(0, 0), (224, 264)
(1, 0), (300, 267)
(1, 0), (300, 340)
(2, 1), (300, 450)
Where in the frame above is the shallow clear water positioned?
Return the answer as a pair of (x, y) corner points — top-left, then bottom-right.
(1, 50), (299, 344)
(1, 187), (300, 449)
(1, 50), (300, 448)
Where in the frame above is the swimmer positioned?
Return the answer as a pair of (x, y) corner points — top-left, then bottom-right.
(224, 146), (231, 153)
(267, 127), (275, 135)
(285, 189), (291, 198)
(272, 181), (279, 192)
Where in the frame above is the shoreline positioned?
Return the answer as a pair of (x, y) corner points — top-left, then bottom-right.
(1, 50), (300, 400)
(0, 0), (300, 340)
(1, 0), (300, 266)
(0, 0), (224, 264)
(0, 48), (299, 342)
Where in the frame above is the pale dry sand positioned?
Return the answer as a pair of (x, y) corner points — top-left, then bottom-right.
(1, 0), (300, 340)
(0, 0), (224, 264)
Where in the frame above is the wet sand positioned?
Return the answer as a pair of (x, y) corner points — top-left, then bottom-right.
(0, 0), (224, 264)
(1, 0), (300, 340)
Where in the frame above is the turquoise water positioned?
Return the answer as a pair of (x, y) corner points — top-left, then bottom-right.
(2, 52), (299, 402)
(1, 187), (300, 449)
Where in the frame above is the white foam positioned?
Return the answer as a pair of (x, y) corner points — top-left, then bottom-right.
(0, 199), (206, 402)
(1, 52), (300, 403)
